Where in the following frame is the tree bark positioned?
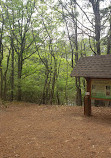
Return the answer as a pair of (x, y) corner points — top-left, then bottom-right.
(0, 61), (3, 99)
(0, 35), (3, 99)
(3, 50), (10, 101)
(107, 8), (111, 54)
(10, 37), (14, 101)
(89, 0), (101, 55)
(17, 53), (22, 101)
(74, 7), (82, 106)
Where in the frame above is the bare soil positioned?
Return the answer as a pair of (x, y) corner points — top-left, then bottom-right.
(0, 102), (111, 158)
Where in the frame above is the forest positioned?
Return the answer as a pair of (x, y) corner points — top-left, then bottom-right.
(0, 0), (111, 105)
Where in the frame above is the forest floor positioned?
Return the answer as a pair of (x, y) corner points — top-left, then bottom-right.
(0, 102), (111, 158)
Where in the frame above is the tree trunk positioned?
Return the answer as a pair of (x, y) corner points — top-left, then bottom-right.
(107, 8), (111, 54)
(41, 70), (49, 104)
(0, 61), (3, 99)
(74, 10), (82, 106)
(0, 39), (3, 99)
(75, 77), (82, 106)
(3, 49), (10, 100)
(17, 54), (22, 101)
(89, 0), (101, 55)
(50, 59), (57, 105)
(10, 37), (14, 101)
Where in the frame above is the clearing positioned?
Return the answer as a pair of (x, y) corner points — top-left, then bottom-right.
(0, 102), (111, 158)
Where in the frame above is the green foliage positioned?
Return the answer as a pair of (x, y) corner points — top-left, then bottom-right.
(0, 0), (110, 105)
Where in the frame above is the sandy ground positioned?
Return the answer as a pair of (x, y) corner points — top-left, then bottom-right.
(0, 102), (111, 158)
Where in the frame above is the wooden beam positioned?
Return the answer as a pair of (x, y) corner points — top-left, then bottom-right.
(84, 78), (91, 116)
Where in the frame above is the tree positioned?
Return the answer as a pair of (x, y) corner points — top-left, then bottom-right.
(89, 0), (101, 55)
(4, 0), (37, 100)
(107, 6), (111, 54)
(0, 4), (4, 99)
(0, 0), (110, 106)
(57, 0), (82, 105)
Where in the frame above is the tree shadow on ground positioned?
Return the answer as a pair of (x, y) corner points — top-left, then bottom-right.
(86, 107), (111, 125)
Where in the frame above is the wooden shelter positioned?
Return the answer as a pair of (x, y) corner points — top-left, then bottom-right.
(71, 54), (111, 116)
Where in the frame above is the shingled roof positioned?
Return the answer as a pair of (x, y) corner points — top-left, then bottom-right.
(71, 54), (111, 78)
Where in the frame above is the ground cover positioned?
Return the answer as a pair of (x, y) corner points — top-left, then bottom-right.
(0, 102), (111, 158)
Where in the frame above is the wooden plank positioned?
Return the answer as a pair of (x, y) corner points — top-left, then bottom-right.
(84, 78), (91, 116)
(91, 97), (111, 101)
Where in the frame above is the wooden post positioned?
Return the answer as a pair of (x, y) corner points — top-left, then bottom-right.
(84, 78), (91, 116)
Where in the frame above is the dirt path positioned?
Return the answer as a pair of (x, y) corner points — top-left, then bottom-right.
(0, 102), (111, 158)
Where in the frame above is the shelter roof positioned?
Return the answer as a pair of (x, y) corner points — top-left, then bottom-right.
(70, 54), (111, 78)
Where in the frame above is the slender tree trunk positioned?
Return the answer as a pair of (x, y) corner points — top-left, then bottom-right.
(56, 90), (60, 105)
(61, 5), (74, 68)
(89, 0), (101, 55)
(0, 13), (4, 100)
(50, 61), (57, 105)
(95, 5), (100, 55)
(107, 8), (111, 54)
(10, 37), (14, 101)
(65, 52), (68, 104)
(0, 61), (3, 99)
(0, 39), (3, 100)
(75, 78), (82, 106)
(41, 69), (49, 104)
(74, 13), (82, 106)
(3, 49), (10, 100)
(17, 53), (22, 101)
